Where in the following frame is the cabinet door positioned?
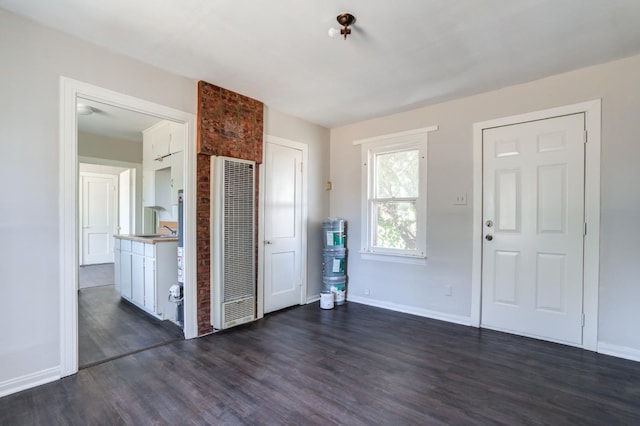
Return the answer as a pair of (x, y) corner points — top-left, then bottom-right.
(131, 252), (145, 305)
(142, 168), (155, 207)
(170, 151), (184, 204)
(144, 256), (156, 312)
(114, 247), (121, 293)
(151, 121), (171, 159)
(120, 250), (132, 299)
(169, 122), (185, 154)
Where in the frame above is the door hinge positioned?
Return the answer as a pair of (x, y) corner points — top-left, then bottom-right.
(581, 313), (585, 327)
(583, 130), (588, 144)
(300, 162), (303, 173)
(584, 222), (587, 236)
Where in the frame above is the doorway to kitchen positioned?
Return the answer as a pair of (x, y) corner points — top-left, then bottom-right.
(76, 98), (185, 368)
(60, 77), (197, 377)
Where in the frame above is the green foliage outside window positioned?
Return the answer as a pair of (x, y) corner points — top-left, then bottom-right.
(373, 149), (419, 250)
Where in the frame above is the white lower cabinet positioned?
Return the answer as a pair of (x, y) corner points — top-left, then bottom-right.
(119, 240), (133, 299)
(144, 256), (156, 311)
(114, 238), (121, 293)
(131, 242), (145, 306)
(115, 237), (177, 320)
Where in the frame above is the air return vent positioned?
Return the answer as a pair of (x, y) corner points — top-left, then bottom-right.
(210, 156), (256, 329)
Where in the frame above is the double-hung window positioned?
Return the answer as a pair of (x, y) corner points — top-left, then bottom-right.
(358, 127), (435, 261)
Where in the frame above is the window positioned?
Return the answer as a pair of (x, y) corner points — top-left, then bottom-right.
(357, 127), (436, 260)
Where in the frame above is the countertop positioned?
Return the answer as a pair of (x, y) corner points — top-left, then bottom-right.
(114, 234), (178, 244)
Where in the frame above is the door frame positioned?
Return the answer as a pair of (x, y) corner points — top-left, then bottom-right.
(257, 135), (309, 319)
(79, 171), (119, 266)
(59, 77), (198, 377)
(471, 100), (601, 351)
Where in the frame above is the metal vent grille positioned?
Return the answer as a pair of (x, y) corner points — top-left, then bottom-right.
(223, 297), (255, 327)
(222, 160), (255, 303)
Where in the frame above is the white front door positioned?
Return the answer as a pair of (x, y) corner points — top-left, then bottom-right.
(264, 142), (303, 313)
(481, 113), (585, 345)
(81, 173), (117, 265)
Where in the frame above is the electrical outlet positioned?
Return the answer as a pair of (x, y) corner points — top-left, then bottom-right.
(444, 285), (453, 296)
(454, 193), (467, 205)
(364, 289), (370, 296)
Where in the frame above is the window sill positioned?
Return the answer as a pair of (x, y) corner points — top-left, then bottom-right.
(359, 251), (427, 265)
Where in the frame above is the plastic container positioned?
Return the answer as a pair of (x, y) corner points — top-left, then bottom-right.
(323, 218), (346, 249)
(320, 291), (334, 309)
(322, 276), (347, 305)
(322, 248), (347, 277)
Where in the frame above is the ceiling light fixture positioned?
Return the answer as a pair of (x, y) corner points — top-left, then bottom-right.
(76, 104), (95, 116)
(328, 13), (356, 40)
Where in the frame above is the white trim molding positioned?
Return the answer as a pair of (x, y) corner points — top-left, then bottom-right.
(60, 77), (197, 379)
(348, 296), (471, 326)
(471, 100), (601, 352)
(598, 342), (640, 363)
(0, 367), (60, 398)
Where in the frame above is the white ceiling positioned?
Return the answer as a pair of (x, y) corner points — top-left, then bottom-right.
(4, 0), (640, 128)
(77, 98), (163, 142)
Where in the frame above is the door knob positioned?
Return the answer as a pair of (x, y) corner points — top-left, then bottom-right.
(265, 240), (273, 245)
(485, 234), (493, 241)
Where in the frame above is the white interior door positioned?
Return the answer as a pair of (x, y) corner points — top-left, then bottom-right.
(81, 173), (117, 265)
(481, 113), (585, 345)
(264, 142), (303, 313)
(118, 169), (132, 235)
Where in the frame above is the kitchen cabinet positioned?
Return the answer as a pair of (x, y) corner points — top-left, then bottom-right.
(142, 169), (155, 207)
(144, 256), (156, 311)
(145, 120), (185, 163)
(131, 242), (145, 306)
(114, 236), (178, 321)
(119, 239), (133, 299)
(114, 238), (121, 293)
(142, 121), (185, 208)
(170, 150), (184, 203)
(168, 121), (185, 154)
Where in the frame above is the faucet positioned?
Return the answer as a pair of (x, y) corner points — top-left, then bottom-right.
(161, 225), (177, 235)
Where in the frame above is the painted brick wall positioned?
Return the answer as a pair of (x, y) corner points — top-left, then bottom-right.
(196, 81), (263, 335)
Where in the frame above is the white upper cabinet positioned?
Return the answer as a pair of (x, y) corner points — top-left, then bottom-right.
(144, 120), (185, 163)
(142, 121), (186, 207)
(168, 121), (185, 154)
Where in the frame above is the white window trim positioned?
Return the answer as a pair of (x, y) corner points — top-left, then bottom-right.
(355, 126), (438, 263)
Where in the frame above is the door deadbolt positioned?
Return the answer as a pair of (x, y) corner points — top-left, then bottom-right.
(485, 220), (493, 228)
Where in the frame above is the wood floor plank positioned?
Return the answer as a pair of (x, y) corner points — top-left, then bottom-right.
(78, 285), (184, 367)
(2, 302), (640, 425)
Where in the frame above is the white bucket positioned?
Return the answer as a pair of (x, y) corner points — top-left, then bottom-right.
(320, 291), (334, 309)
(331, 285), (346, 305)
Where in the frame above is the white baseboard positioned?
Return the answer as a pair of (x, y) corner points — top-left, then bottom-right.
(0, 366), (60, 398)
(306, 295), (320, 304)
(347, 295), (472, 326)
(598, 342), (640, 363)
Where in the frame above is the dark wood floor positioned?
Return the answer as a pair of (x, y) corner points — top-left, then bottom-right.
(79, 285), (183, 368)
(3, 302), (640, 425)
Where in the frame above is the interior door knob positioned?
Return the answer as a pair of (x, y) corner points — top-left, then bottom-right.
(485, 234), (493, 241)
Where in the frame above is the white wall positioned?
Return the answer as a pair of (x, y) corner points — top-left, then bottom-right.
(330, 54), (640, 356)
(264, 107), (331, 300)
(78, 131), (142, 163)
(0, 9), (196, 395)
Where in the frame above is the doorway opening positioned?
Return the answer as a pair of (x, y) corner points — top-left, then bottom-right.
(60, 77), (197, 377)
(76, 99), (186, 368)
